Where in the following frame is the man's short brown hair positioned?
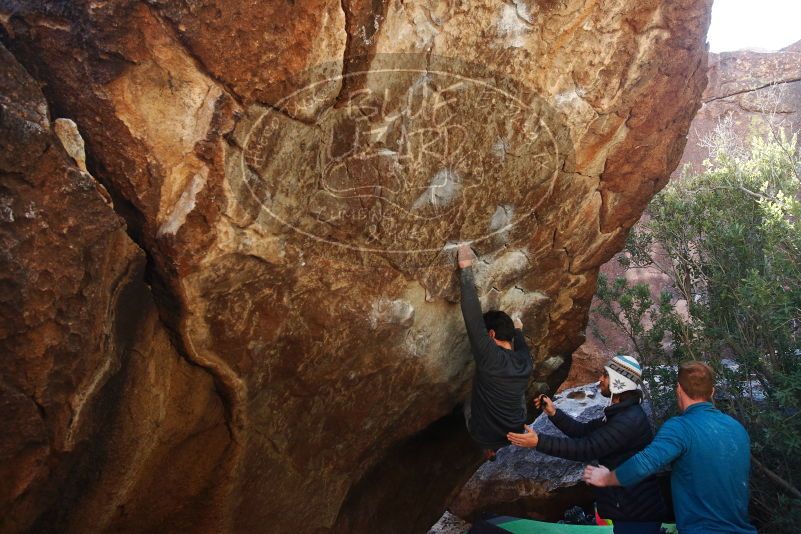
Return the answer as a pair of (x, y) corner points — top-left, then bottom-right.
(678, 361), (714, 401)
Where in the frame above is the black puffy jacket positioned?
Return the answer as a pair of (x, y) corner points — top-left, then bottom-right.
(536, 395), (668, 521)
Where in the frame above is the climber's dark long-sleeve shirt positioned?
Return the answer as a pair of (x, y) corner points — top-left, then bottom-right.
(460, 266), (533, 449)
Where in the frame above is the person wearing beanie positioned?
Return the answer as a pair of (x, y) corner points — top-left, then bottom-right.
(583, 361), (757, 534)
(605, 354), (643, 396)
(508, 355), (668, 534)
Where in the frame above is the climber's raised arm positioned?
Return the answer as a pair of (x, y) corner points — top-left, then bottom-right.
(457, 244), (495, 358)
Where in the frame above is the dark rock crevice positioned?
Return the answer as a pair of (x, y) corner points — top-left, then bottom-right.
(1, 40), (216, 532)
(4, 29), (238, 451)
(1, 9), (246, 467)
(335, 0), (390, 106)
(704, 77), (801, 105)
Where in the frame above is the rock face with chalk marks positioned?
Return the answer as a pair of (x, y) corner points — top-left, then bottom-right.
(0, 0), (711, 532)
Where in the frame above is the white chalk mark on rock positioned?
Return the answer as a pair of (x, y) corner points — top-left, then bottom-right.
(54, 118), (88, 173)
(411, 168), (461, 211)
(158, 168), (208, 237)
(370, 298), (415, 329)
(497, 2), (532, 49)
(489, 204), (514, 233)
(0, 196), (14, 222)
(491, 138), (510, 161)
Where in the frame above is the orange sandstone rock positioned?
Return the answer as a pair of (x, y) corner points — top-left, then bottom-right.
(0, 0), (711, 531)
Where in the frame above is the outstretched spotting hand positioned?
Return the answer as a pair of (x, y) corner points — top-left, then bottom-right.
(457, 243), (476, 269)
(583, 465), (615, 487)
(535, 394), (556, 417)
(507, 424), (538, 448)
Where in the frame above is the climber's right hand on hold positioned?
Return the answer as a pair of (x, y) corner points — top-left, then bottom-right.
(457, 243), (475, 269)
(535, 394), (556, 417)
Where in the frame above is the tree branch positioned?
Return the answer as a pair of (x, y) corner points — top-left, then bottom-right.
(752, 456), (801, 500)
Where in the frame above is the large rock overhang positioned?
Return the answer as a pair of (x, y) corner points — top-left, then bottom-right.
(0, 0), (712, 531)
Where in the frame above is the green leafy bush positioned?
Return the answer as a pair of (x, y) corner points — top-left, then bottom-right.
(592, 131), (801, 530)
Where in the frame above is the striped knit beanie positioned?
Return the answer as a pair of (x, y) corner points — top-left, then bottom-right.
(604, 355), (642, 394)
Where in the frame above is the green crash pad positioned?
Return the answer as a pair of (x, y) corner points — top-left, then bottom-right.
(490, 517), (612, 534)
(483, 516), (678, 534)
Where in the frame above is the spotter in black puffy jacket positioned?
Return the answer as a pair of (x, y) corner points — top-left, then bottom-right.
(536, 393), (668, 522)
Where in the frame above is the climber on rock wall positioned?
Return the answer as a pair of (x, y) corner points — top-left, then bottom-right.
(457, 244), (534, 461)
(507, 355), (668, 534)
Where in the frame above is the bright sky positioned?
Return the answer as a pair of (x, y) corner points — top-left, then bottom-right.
(708, 0), (801, 53)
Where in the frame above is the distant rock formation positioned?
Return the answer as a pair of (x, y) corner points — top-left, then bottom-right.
(679, 40), (801, 174)
(0, 0), (711, 531)
(581, 40), (801, 378)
